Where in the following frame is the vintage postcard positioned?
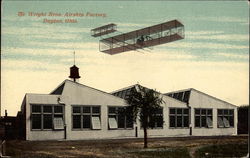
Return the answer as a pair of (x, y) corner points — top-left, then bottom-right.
(1, 1), (249, 157)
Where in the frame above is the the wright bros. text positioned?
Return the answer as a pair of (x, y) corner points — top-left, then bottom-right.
(18, 12), (107, 24)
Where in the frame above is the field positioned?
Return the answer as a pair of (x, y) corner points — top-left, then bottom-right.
(5, 135), (248, 158)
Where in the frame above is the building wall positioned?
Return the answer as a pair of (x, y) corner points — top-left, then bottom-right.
(26, 94), (64, 140)
(189, 90), (237, 136)
(62, 82), (134, 140)
(25, 81), (238, 140)
(138, 95), (189, 138)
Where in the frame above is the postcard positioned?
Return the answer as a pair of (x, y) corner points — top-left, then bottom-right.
(1, 1), (249, 157)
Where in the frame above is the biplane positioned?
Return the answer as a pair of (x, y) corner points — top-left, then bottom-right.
(91, 19), (184, 55)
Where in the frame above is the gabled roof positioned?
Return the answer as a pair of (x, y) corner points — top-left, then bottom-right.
(50, 82), (65, 94)
(50, 79), (125, 101)
(111, 84), (142, 99)
(111, 84), (187, 105)
(191, 88), (237, 107)
(165, 88), (237, 107)
(164, 88), (192, 104)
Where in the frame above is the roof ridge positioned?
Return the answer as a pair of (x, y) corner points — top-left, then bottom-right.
(64, 80), (127, 101)
(110, 83), (140, 94)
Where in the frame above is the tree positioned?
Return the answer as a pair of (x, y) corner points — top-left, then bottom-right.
(126, 85), (164, 148)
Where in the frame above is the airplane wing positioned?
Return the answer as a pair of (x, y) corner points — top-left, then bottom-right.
(99, 20), (184, 55)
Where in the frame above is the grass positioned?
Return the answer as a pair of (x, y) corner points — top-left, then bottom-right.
(131, 148), (191, 158)
(4, 136), (248, 158)
(195, 143), (248, 158)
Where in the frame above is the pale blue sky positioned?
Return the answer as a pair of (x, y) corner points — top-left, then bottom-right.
(1, 1), (249, 115)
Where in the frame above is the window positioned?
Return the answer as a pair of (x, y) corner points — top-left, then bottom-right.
(148, 108), (163, 128)
(72, 106), (101, 130)
(195, 109), (213, 128)
(108, 106), (133, 129)
(217, 109), (234, 128)
(31, 104), (64, 130)
(169, 108), (189, 128)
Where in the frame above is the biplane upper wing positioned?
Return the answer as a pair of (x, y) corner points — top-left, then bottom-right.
(91, 23), (117, 37)
(99, 20), (184, 55)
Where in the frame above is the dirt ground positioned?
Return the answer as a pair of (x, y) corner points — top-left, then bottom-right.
(5, 135), (248, 158)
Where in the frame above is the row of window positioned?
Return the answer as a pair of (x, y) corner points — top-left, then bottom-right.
(31, 105), (234, 130)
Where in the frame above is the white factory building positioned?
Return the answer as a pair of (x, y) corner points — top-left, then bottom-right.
(20, 78), (237, 141)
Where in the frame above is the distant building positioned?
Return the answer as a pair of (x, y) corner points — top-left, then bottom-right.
(0, 110), (24, 139)
(19, 79), (237, 140)
(237, 105), (248, 134)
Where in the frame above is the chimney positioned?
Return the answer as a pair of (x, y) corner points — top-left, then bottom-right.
(5, 110), (7, 117)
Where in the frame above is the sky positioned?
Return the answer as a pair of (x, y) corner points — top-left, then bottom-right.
(1, 1), (249, 116)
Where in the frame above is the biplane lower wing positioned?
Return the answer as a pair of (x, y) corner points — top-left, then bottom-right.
(101, 33), (184, 55)
(99, 19), (185, 55)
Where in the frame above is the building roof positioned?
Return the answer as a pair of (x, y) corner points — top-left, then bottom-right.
(50, 79), (125, 101)
(111, 84), (187, 105)
(164, 88), (192, 104)
(165, 88), (237, 107)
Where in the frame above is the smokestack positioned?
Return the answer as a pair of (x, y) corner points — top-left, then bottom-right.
(5, 110), (7, 117)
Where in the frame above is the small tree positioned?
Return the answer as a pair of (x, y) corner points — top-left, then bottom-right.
(126, 85), (164, 148)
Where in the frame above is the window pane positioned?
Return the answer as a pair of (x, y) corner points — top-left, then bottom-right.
(177, 92), (183, 100)
(173, 93), (178, 99)
(201, 109), (206, 115)
(183, 91), (190, 102)
(92, 116), (101, 129)
(207, 109), (212, 115)
(177, 109), (182, 114)
(195, 109), (200, 115)
(118, 107), (125, 113)
(83, 107), (91, 113)
(183, 116), (189, 127)
(54, 114), (63, 118)
(183, 109), (189, 114)
(109, 107), (116, 114)
(218, 116), (224, 128)
(195, 116), (200, 127)
(43, 114), (52, 129)
(177, 116), (182, 127)
(148, 117), (155, 128)
(108, 116), (118, 129)
(229, 110), (234, 115)
(32, 114), (41, 129)
(54, 106), (63, 113)
(53, 117), (64, 130)
(201, 116), (206, 127)
(224, 109), (229, 115)
(126, 115), (133, 128)
(170, 116), (175, 127)
(229, 116), (234, 127)
(92, 107), (100, 114)
(32, 105), (41, 113)
(118, 114), (125, 128)
(170, 109), (175, 114)
(207, 116), (213, 128)
(218, 109), (223, 115)
(73, 115), (81, 129)
(73, 107), (81, 113)
(83, 115), (91, 128)
(43, 106), (52, 113)
(223, 117), (230, 128)
(156, 115), (163, 128)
